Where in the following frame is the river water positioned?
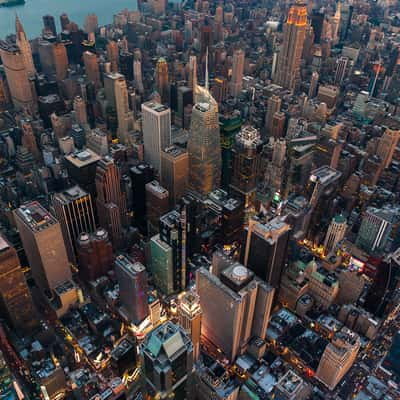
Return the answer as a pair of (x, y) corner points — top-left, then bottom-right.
(0, 0), (137, 39)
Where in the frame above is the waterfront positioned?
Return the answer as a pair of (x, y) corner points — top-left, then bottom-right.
(0, 0), (137, 39)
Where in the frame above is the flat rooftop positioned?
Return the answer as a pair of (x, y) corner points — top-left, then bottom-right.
(54, 186), (90, 204)
(65, 148), (101, 168)
(142, 101), (169, 113)
(310, 166), (342, 185)
(15, 201), (58, 232)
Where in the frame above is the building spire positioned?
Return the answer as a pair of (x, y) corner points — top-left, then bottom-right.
(15, 14), (25, 38)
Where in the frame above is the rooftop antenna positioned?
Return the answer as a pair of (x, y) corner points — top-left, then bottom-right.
(205, 46), (209, 91)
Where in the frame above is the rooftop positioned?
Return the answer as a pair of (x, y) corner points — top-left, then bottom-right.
(143, 101), (169, 113)
(310, 166), (342, 186)
(54, 186), (90, 204)
(65, 148), (101, 168)
(15, 201), (58, 232)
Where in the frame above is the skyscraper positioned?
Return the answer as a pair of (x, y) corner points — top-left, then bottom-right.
(161, 145), (189, 206)
(76, 228), (113, 281)
(274, 1), (307, 91)
(106, 40), (119, 72)
(230, 49), (245, 97)
(133, 59), (144, 93)
(52, 186), (96, 263)
(0, 234), (37, 334)
(14, 202), (72, 293)
(0, 42), (35, 112)
(43, 15), (57, 36)
(187, 102), (221, 196)
(178, 291), (201, 362)
(230, 126), (263, 205)
(83, 51), (100, 88)
(196, 259), (274, 362)
(141, 321), (193, 399)
(155, 57), (170, 104)
(188, 55), (198, 90)
(95, 156), (127, 248)
(53, 42), (68, 81)
(242, 216), (291, 288)
(114, 74), (135, 144)
(145, 181), (169, 236)
(115, 255), (148, 325)
(15, 16), (36, 76)
(323, 215), (347, 255)
(376, 128), (400, 168)
(265, 95), (282, 134)
(73, 96), (88, 126)
(141, 101), (171, 172)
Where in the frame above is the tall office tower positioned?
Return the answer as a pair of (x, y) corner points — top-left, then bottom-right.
(339, 3), (353, 42)
(15, 16), (36, 75)
(323, 215), (347, 255)
(155, 57), (170, 104)
(0, 234), (37, 334)
(178, 291), (201, 362)
(335, 56), (349, 85)
(130, 163), (154, 233)
(308, 71), (319, 98)
(14, 202), (72, 293)
(21, 119), (40, 161)
(60, 13), (70, 30)
(356, 207), (395, 254)
(316, 328), (360, 390)
(141, 321), (193, 400)
(187, 102), (221, 196)
(271, 111), (286, 139)
(331, 2), (341, 44)
(230, 49), (245, 97)
(274, 1), (307, 91)
(242, 216), (291, 288)
(95, 156), (127, 248)
(141, 101), (171, 172)
(115, 255), (148, 324)
(161, 145), (189, 206)
(43, 15), (57, 35)
(230, 126), (263, 206)
(133, 59), (144, 93)
(119, 51), (134, 81)
(87, 128), (109, 156)
(84, 13), (98, 34)
(376, 128), (400, 168)
(188, 55), (198, 90)
(200, 18), (213, 59)
(196, 260), (274, 362)
(76, 228), (113, 281)
(145, 181), (169, 236)
(106, 40), (119, 72)
(83, 51), (100, 87)
(53, 42), (68, 81)
(159, 209), (187, 292)
(52, 186), (96, 263)
(73, 96), (88, 126)
(150, 234), (174, 295)
(0, 43), (35, 112)
(265, 95), (282, 134)
(114, 74), (134, 143)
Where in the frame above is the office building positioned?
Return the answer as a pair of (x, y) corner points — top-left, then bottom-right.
(178, 291), (201, 362)
(150, 234), (175, 295)
(376, 128), (400, 169)
(383, 331), (400, 376)
(43, 15), (57, 35)
(187, 102), (221, 196)
(323, 215), (347, 255)
(0, 42), (35, 112)
(87, 128), (109, 156)
(356, 207), (395, 254)
(15, 16), (36, 75)
(316, 327), (360, 390)
(95, 156), (127, 248)
(14, 201), (72, 294)
(155, 57), (170, 104)
(265, 95), (281, 134)
(110, 336), (137, 376)
(142, 101), (171, 172)
(230, 126), (263, 205)
(130, 163), (154, 233)
(230, 49), (245, 97)
(84, 13), (98, 33)
(73, 96), (88, 126)
(335, 56), (349, 85)
(106, 40), (119, 72)
(188, 55), (197, 90)
(242, 216), (291, 288)
(274, 2), (307, 91)
(197, 260), (274, 362)
(193, 362), (240, 400)
(133, 59), (144, 93)
(141, 321), (193, 400)
(64, 148), (101, 198)
(83, 51), (100, 87)
(52, 186), (96, 263)
(161, 145), (189, 206)
(114, 74), (135, 144)
(0, 234), (37, 334)
(76, 228), (113, 281)
(53, 42), (68, 81)
(145, 181), (169, 236)
(274, 370), (312, 400)
(115, 255), (148, 325)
